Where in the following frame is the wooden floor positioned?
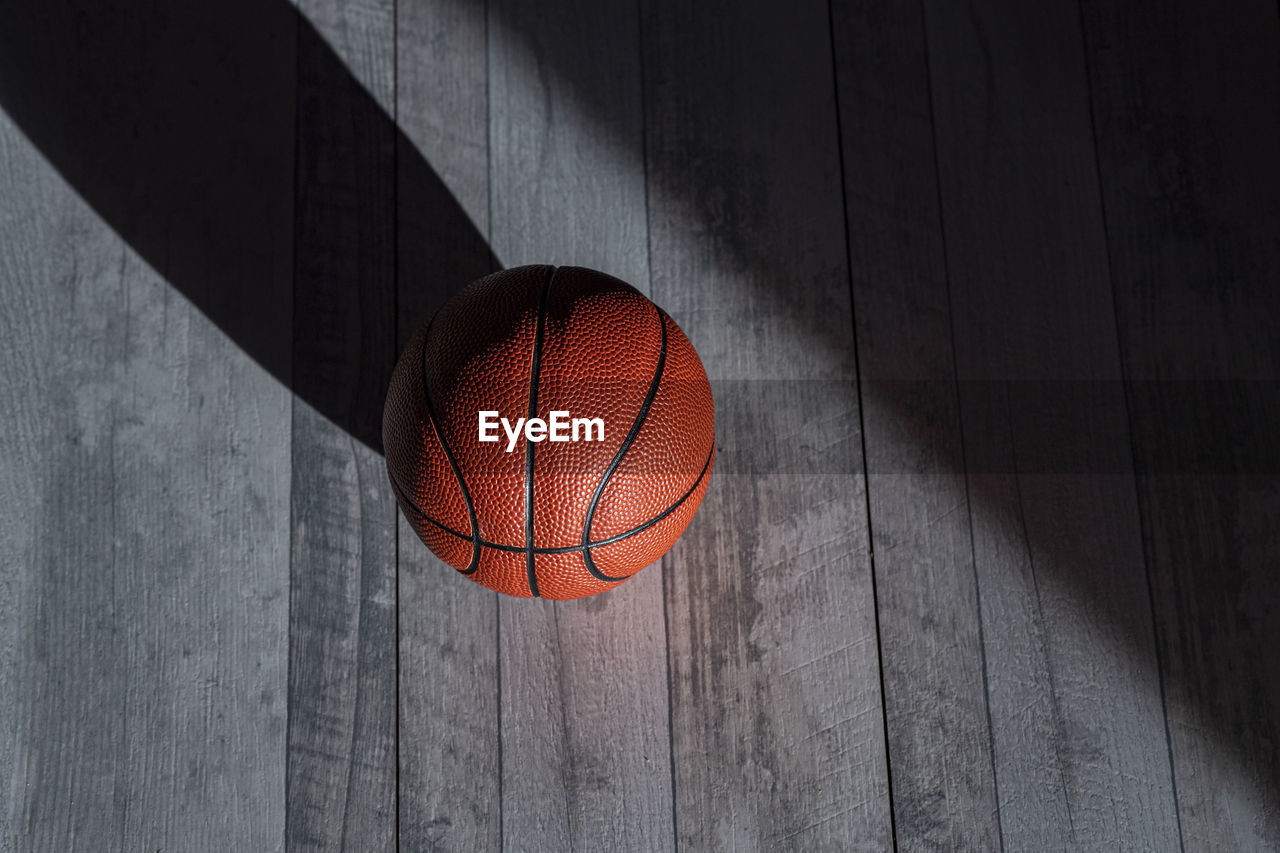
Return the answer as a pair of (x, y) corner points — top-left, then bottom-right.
(1, 0), (1277, 850)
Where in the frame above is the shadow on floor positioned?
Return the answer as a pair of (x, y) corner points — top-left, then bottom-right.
(0, 0), (493, 452)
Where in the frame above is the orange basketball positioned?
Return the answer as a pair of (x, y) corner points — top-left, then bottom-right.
(383, 265), (715, 599)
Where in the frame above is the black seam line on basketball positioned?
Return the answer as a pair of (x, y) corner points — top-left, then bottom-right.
(419, 313), (481, 575)
(579, 308), (670, 582)
(406, 444), (714, 557)
(385, 473), (476, 577)
(523, 266), (556, 597)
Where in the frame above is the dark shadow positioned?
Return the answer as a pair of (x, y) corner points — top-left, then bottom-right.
(0, 0), (494, 451)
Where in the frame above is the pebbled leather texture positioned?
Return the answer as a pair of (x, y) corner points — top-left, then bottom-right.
(383, 265), (715, 600)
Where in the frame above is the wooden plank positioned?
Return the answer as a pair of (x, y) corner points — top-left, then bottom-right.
(0, 1), (294, 848)
(1080, 1), (1280, 847)
(642, 1), (892, 848)
(919, 0), (1181, 847)
(286, 4), (398, 850)
(486, 0), (676, 848)
(829, 1), (1001, 849)
(394, 0), (502, 849)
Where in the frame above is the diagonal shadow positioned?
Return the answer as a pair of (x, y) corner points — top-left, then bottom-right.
(0, 0), (493, 452)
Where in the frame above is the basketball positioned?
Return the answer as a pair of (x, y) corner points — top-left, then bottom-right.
(383, 265), (715, 600)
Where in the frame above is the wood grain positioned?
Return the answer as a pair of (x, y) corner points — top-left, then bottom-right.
(286, 2), (398, 849)
(1081, 0), (1280, 847)
(830, 0), (1000, 848)
(395, 0), (502, 849)
(642, 1), (892, 848)
(2, 0), (1275, 848)
(487, 0), (676, 848)
(919, 0), (1181, 847)
(0, 11), (293, 848)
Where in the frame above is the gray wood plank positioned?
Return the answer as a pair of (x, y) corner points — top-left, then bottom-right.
(286, 3), (398, 850)
(0, 3), (294, 848)
(641, 1), (892, 848)
(486, 0), (676, 848)
(919, 0), (1181, 848)
(1080, 1), (1280, 847)
(394, 0), (502, 849)
(830, 1), (1001, 849)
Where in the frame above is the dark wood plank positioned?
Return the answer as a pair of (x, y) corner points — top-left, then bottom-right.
(1081, 1), (1280, 847)
(830, 1), (1000, 849)
(286, 2), (398, 849)
(642, 1), (893, 847)
(486, 0), (676, 848)
(394, 0), (502, 849)
(0, 2), (295, 848)
(919, 0), (1181, 847)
